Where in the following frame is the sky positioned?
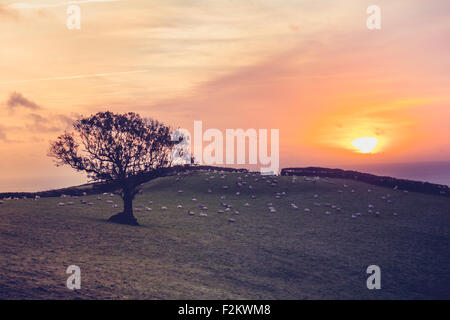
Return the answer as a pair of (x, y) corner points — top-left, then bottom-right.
(0, 0), (449, 191)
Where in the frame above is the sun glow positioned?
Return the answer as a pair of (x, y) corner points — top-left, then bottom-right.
(351, 137), (378, 154)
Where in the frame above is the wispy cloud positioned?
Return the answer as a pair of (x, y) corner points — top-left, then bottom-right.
(25, 113), (75, 132)
(9, 0), (120, 9)
(0, 70), (150, 85)
(0, 3), (19, 19)
(6, 92), (41, 110)
(0, 125), (8, 142)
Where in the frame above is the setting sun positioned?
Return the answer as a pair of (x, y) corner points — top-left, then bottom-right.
(351, 137), (378, 154)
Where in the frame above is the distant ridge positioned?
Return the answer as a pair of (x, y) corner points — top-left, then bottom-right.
(1, 165), (448, 198)
(281, 167), (449, 197)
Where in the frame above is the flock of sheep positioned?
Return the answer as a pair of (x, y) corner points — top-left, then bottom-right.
(0, 169), (403, 222)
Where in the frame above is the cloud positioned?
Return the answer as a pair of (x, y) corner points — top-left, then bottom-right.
(6, 92), (41, 110)
(0, 125), (8, 141)
(9, 0), (120, 10)
(0, 70), (150, 85)
(0, 3), (19, 19)
(25, 112), (78, 133)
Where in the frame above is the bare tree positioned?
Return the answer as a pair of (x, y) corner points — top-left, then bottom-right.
(49, 111), (177, 225)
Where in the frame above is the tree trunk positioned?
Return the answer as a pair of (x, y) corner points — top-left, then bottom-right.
(108, 187), (139, 226)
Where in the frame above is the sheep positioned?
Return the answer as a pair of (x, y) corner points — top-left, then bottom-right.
(235, 192), (240, 196)
(67, 201), (74, 205)
(304, 208), (310, 213)
(0, 200), (3, 204)
(351, 214), (357, 219)
(199, 213), (208, 217)
(325, 211), (331, 215)
(177, 204), (183, 209)
(111, 204), (118, 208)
(243, 203), (250, 207)
(393, 212), (398, 216)
(148, 200), (153, 205)
(188, 210), (195, 216)
(97, 196), (102, 200)
(88, 202), (94, 206)
(106, 200), (113, 204)
(161, 206), (168, 211)
(82, 192), (87, 196)
(234, 210), (240, 215)
(145, 207), (152, 212)
(177, 190), (183, 194)
(368, 204), (374, 209)
(290, 203), (298, 209)
(57, 202), (65, 207)
(217, 210), (224, 214)
(191, 198), (197, 202)
(375, 211), (380, 217)
(207, 189), (212, 193)
(228, 218), (236, 223)
(35, 195), (41, 200)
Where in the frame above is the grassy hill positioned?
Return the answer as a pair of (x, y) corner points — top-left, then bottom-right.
(0, 170), (449, 299)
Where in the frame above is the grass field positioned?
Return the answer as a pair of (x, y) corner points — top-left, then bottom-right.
(0, 170), (449, 299)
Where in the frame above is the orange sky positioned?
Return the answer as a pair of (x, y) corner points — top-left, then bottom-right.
(0, 0), (449, 191)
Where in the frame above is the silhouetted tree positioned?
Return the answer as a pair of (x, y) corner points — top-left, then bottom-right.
(49, 111), (177, 225)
